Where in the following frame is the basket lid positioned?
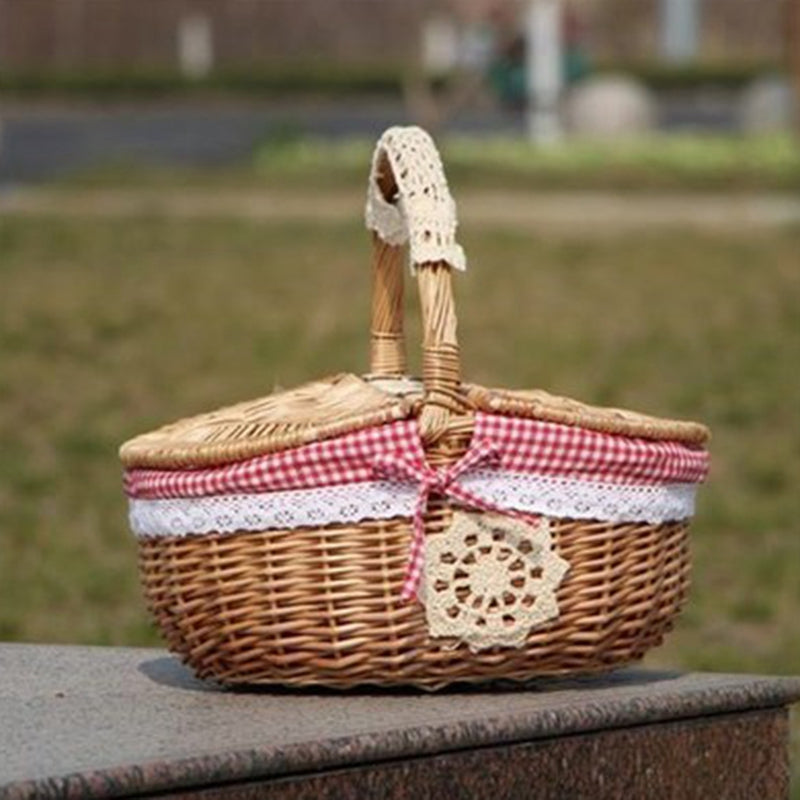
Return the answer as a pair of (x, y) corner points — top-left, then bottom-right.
(466, 384), (710, 446)
(120, 373), (413, 469)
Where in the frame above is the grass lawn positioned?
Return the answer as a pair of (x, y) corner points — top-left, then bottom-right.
(1, 199), (799, 785)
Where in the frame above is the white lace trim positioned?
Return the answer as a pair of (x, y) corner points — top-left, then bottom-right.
(460, 469), (697, 525)
(129, 481), (416, 538)
(129, 471), (696, 538)
(365, 126), (466, 272)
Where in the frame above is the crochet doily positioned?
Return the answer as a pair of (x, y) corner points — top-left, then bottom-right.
(424, 512), (570, 652)
(365, 126), (466, 272)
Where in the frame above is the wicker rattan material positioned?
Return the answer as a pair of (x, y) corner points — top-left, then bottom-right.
(138, 514), (689, 689)
(466, 385), (709, 445)
(125, 126), (707, 689)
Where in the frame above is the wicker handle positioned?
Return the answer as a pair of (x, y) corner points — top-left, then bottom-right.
(366, 127), (467, 442)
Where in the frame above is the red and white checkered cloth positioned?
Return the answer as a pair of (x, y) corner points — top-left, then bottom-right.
(124, 413), (709, 600)
(124, 420), (423, 499)
(125, 413), (708, 499)
(473, 413), (707, 485)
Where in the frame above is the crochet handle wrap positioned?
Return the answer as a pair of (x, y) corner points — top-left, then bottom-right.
(366, 126), (468, 442)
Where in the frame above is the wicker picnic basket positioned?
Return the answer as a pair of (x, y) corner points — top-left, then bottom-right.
(120, 126), (710, 689)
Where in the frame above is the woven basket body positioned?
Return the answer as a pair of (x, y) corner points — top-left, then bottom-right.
(121, 128), (709, 689)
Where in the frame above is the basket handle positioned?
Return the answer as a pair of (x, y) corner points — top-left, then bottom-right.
(366, 127), (468, 442)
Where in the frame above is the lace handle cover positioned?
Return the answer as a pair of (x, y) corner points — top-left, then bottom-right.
(365, 126), (468, 442)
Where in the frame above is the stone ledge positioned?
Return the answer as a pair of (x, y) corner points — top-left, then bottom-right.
(0, 644), (798, 799)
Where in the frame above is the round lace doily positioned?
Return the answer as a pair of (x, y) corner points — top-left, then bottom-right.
(424, 512), (570, 652)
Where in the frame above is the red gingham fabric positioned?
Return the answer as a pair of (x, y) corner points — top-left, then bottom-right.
(124, 421), (423, 500)
(373, 437), (505, 599)
(474, 413), (709, 485)
(125, 413), (708, 500)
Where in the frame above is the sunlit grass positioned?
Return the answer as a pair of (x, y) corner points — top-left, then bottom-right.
(252, 132), (800, 190)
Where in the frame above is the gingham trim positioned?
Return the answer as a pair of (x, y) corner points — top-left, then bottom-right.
(475, 413), (708, 485)
(125, 413), (708, 500)
(372, 437), (505, 599)
(124, 420), (424, 499)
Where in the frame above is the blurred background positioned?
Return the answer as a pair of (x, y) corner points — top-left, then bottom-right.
(1, 0), (799, 786)
(0, 0), (799, 177)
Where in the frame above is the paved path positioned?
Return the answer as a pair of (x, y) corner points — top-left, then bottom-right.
(2, 187), (799, 231)
(0, 95), (739, 184)
(0, 100), (495, 183)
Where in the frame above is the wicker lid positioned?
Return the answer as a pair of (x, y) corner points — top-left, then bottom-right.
(466, 385), (710, 446)
(120, 373), (413, 469)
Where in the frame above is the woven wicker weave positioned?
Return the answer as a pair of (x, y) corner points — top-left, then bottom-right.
(121, 127), (709, 689)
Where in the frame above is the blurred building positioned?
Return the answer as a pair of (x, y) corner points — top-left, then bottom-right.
(0, 0), (789, 75)
(579, 0), (786, 63)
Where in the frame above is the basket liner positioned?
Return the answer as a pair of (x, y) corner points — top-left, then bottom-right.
(125, 409), (708, 541)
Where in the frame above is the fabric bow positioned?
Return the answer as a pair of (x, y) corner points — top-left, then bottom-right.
(373, 438), (502, 601)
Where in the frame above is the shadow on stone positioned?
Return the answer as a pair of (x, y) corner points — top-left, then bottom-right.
(188, 667), (686, 697)
(139, 655), (684, 696)
(138, 656), (220, 692)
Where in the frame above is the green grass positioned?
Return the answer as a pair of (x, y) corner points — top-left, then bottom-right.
(0, 64), (406, 99)
(60, 133), (800, 193)
(1, 204), (799, 788)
